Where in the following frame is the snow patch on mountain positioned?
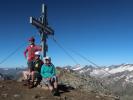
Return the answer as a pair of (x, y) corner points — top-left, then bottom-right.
(73, 66), (83, 70)
(108, 64), (133, 74)
(74, 64), (133, 77)
(90, 69), (106, 76)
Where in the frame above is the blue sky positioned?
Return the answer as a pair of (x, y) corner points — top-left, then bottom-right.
(0, 0), (133, 68)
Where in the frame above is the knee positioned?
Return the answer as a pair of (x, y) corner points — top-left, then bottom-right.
(31, 71), (35, 75)
(49, 85), (53, 91)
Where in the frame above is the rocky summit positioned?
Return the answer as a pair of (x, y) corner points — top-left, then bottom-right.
(0, 68), (119, 100)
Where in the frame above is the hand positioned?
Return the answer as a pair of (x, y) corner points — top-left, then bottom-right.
(26, 57), (28, 60)
(25, 56), (27, 60)
(47, 78), (51, 81)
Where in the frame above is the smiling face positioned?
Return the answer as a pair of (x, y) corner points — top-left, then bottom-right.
(45, 59), (51, 65)
(35, 55), (40, 60)
(29, 41), (34, 46)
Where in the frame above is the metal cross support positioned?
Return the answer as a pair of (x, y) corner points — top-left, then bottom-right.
(30, 4), (54, 57)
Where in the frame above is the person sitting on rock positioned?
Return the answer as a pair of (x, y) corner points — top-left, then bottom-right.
(41, 56), (59, 96)
(23, 51), (43, 88)
(29, 51), (44, 88)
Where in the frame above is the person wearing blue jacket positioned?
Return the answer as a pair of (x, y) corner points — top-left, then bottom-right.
(41, 56), (59, 96)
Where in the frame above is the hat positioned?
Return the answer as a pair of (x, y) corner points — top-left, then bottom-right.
(29, 37), (35, 42)
(43, 56), (51, 61)
(35, 51), (41, 56)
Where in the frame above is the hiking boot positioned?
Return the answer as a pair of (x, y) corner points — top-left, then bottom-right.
(51, 89), (60, 96)
(23, 80), (28, 86)
(28, 82), (34, 89)
(51, 89), (55, 96)
(23, 82), (27, 86)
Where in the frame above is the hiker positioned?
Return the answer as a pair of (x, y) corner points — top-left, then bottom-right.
(41, 57), (59, 96)
(23, 37), (42, 80)
(29, 51), (44, 88)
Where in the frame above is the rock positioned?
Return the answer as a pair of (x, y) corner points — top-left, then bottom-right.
(41, 85), (49, 90)
(17, 78), (23, 82)
(40, 96), (47, 99)
(32, 94), (40, 99)
(13, 94), (21, 98)
(114, 96), (120, 100)
(1, 93), (8, 98)
(0, 85), (4, 88)
(37, 84), (42, 88)
(95, 95), (100, 98)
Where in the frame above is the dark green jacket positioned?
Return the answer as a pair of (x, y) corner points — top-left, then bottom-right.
(34, 59), (43, 73)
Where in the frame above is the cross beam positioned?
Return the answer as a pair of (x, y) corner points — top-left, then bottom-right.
(30, 17), (54, 35)
(30, 4), (54, 57)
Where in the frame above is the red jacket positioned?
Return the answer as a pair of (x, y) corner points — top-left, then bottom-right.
(24, 45), (42, 61)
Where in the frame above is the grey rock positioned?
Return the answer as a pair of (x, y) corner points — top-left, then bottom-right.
(32, 94), (40, 99)
(13, 94), (21, 98)
(1, 93), (8, 98)
(0, 85), (4, 88)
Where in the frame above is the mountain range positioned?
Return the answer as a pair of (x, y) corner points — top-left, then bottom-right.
(1, 64), (133, 100)
(64, 64), (133, 100)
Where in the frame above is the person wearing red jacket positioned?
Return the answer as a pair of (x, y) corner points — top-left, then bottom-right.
(23, 37), (42, 81)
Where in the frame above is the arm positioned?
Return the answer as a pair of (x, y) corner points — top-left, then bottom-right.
(41, 65), (51, 78)
(24, 48), (28, 58)
(47, 65), (56, 80)
(36, 45), (42, 51)
(41, 65), (45, 78)
(51, 64), (56, 76)
(41, 65), (55, 78)
(41, 60), (44, 65)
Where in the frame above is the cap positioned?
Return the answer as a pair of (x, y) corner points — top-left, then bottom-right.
(43, 56), (51, 61)
(29, 37), (35, 42)
(35, 51), (41, 56)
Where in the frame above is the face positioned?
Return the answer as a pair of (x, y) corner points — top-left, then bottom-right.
(29, 41), (34, 46)
(45, 59), (51, 65)
(35, 55), (39, 60)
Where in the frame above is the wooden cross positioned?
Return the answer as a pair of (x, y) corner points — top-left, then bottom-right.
(30, 4), (54, 57)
